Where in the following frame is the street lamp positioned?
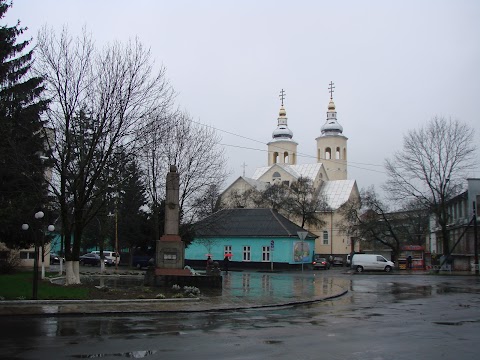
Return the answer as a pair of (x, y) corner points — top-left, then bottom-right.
(22, 211), (54, 300)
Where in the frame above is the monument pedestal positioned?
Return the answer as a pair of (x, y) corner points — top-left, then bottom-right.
(143, 165), (221, 289)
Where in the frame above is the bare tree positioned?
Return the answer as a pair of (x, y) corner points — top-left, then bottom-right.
(35, 27), (175, 284)
(285, 177), (328, 228)
(141, 110), (228, 232)
(191, 184), (222, 220)
(384, 116), (477, 255)
(339, 187), (402, 262)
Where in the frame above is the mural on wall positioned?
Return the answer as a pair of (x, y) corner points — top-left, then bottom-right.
(293, 241), (310, 262)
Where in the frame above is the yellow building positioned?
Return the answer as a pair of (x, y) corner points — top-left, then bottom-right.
(221, 85), (360, 259)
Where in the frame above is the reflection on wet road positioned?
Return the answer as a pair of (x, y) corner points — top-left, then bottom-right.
(2, 273), (480, 359)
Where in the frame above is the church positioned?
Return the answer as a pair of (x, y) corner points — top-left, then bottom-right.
(219, 83), (360, 260)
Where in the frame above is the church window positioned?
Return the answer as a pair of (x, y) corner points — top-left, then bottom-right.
(336, 147), (341, 159)
(343, 148), (347, 160)
(272, 172), (281, 182)
(273, 152), (279, 164)
(323, 231), (329, 245)
(284, 151), (289, 163)
(325, 147), (331, 160)
(282, 180), (290, 186)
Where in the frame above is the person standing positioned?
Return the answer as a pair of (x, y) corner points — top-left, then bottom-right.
(223, 255), (230, 272)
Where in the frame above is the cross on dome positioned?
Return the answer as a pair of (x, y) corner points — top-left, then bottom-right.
(328, 81), (335, 99)
(279, 89), (286, 106)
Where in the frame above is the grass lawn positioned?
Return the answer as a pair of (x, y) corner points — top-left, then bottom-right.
(0, 271), (89, 300)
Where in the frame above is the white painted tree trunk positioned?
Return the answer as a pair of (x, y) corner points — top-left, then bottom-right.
(100, 260), (105, 273)
(65, 261), (81, 285)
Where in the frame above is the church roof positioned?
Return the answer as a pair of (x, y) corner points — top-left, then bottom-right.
(242, 177), (269, 191)
(194, 208), (316, 238)
(220, 176), (269, 195)
(319, 179), (357, 209)
(251, 163), (323, 182)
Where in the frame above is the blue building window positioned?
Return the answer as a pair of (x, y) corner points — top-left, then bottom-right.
(262, 246), (270, 262)
(243, 246), (251, 261)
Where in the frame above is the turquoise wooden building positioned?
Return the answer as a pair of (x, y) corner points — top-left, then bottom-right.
(185, 208), (316, 270)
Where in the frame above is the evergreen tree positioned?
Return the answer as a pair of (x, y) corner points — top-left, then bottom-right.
(0, 1), (49, 247)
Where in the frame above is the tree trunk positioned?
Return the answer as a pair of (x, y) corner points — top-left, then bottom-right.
(64, 260), (81, 285)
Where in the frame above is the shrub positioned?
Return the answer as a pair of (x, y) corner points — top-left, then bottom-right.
(0, 250), (21, 274)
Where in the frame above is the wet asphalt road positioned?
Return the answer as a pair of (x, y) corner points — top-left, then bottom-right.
(1, 270), (480, 360)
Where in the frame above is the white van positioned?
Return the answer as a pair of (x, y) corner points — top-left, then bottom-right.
(351, 254), (394, 273)
(91, 251), (120, 265)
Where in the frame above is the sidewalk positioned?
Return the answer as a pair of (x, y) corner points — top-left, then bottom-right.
(0, 271), (349, 316)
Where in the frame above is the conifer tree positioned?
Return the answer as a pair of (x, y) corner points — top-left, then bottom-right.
(0, 1), (49, 247)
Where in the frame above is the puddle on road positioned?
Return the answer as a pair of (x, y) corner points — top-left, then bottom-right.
(72, 349), (158, 358)
(264, 340), (283, 344)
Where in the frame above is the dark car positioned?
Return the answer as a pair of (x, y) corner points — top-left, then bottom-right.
(132, 255), (154, 269)
(104, 258), (114, 267)
(312, 256), (330, 270)
(79, 253), (101, 266)
(50, 253), (64, 264)
(332, 256), (344, 267)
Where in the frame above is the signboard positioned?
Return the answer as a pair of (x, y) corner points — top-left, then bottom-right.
(270, 240), (275, 250)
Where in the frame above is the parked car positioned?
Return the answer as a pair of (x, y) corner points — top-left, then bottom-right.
(50, 253), (64, 264)
(346, 254), (352, 266)
(312, 255), (330, 270)
(90, 251), (120, 265)
(332, 256), (344, 267)
(132, 255), (154, 269)
(79, 253), (101, 266)
(351, 254), (394, 273)
(104, 258), (114, 267)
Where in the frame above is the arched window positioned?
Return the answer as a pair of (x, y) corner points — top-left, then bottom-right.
(284, 151), (289, 164)
(336, 147), (341, 159)
(272, 172), (281, 183)
(343, 148), (347, 160)
(325, 147), (331, 160)
(273, 152), (279, 164)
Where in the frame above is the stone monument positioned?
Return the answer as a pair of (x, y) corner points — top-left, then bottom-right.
(155, 165), (190, 276)
(145, 165), (222, 288)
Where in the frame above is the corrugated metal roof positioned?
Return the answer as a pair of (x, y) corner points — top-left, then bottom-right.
(194, 208), (316, 238)
(251, 163), (322, 182)
(242, 177), (269, 191)
(319, 180), (356, 209)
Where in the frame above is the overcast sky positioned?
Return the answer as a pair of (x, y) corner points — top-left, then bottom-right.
(5, 0), (480, 191)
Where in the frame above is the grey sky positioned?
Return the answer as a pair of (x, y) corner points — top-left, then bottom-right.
(6, 0), (480, 191)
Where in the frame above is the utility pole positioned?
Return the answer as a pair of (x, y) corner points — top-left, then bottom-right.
(474, 201), (478, 275)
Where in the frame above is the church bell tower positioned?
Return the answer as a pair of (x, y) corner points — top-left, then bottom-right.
(267, 89), (298, 166)
(316, 82), (348, 180)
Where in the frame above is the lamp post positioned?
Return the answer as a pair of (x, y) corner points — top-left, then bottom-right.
(22, 211), (54, 300)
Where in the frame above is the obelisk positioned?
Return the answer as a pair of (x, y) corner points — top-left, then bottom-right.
(155, 165), (190, 275)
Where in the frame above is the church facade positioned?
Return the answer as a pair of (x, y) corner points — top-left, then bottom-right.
(220, 84), (360, 260)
